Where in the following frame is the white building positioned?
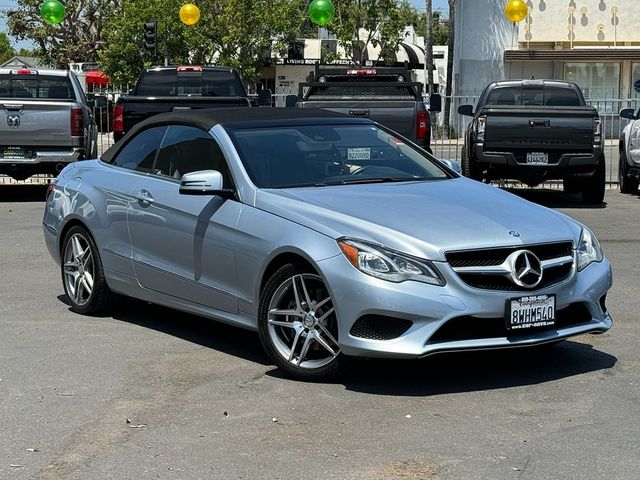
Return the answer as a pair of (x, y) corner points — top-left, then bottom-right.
(454, 0), (640, 100)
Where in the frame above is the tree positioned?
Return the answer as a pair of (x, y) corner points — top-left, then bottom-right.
(6, 0), (119, 68)
(442, 0), (455, 138)
(329, 0), (406, 66)
(99, 0), (305, 87)
(0, 33), (16, 65)
(425, 0), (433, 95)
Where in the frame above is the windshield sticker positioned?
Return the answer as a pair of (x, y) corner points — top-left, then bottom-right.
(347, 148), (370, 160)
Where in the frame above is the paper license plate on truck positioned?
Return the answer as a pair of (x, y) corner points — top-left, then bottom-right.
(506, 294), (555, 331)
(1, 147), (27, 159)
(526, 152), (548, 164)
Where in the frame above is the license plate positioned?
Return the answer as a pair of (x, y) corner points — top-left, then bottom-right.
(526, 152), (548, 165)
(347, 148), (370, 160)
(506, 294), (556, 331)
(1, 147), (27, 159)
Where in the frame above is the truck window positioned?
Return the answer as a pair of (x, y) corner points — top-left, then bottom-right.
(0, 75), (75, 100)
(485, 87), (581, 107)
(136, 69), (244, 97)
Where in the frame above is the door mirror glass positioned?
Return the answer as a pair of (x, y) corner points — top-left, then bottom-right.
(619, 108), (635, 120)
(458, 104), (474, 117)
(429, 93), (442, 113)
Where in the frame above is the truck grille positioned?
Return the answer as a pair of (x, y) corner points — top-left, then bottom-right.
(446, 241), (574, 291)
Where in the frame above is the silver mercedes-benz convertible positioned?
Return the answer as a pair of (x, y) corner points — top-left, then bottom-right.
(43, 108), (613, 381)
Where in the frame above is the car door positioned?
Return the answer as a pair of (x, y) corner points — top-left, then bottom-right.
(96, 125), (166, 277)
(128, 124), (240, 313)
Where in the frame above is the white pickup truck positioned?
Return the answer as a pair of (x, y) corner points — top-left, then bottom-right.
(0, 68), (103, 181)
(619, 107), (640, 194)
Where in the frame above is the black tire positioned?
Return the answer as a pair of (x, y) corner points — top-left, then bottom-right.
(461, 144), (484, 181)
(619, 146), (639, 194)
(563, 177), (582, 194)
(581, 156), (606, 205)
(61, 225), (113, 315)
(257, 263), (348, 381)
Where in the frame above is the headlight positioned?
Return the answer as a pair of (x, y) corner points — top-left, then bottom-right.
(577, 227), (604, 271)
(338, 238), (445, 285)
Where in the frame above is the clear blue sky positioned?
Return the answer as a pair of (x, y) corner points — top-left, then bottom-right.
(1, 0), (450, 51)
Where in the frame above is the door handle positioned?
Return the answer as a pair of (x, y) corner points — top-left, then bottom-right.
(529, 119), (550, 127)
(137, 189), (154, 206)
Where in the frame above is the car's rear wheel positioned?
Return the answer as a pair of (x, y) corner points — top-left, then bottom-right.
(461, 145), (484, 182)
(619, 146), (639, 194)
(61, 226), (113, 315)
(581, 156), (606, 205)
(258, 264), (347, 381)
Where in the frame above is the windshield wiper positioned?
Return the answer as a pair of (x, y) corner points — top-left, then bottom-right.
(339, 176), (429, 185)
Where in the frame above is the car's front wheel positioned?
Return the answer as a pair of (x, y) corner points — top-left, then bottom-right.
(258, 264), (347, 381)
(581, 156), (606, 205)
(619, 146), (639, 194)
(61, 226), (113, 315)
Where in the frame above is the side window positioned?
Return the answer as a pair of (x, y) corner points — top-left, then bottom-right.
(112, 126), (166, 172)
(154, 125), (233, 186)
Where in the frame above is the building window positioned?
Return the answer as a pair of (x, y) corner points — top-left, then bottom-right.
(564, 63), (620, 100)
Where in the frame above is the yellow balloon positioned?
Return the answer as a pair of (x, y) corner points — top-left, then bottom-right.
(505, 0), (528, 23)
(179, 3), (201, 25)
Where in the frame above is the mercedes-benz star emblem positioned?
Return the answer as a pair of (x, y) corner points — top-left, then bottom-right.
(507, 250), (543, 288)
(7, 115), (20, 128)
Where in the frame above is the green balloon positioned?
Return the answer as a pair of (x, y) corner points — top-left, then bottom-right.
(40, 0), (65, 25)
(308, 0), (334, 26)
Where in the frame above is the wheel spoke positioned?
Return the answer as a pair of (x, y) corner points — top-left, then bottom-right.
(296, 332), (313, 366)
(288, 329), (302, 362)
(73, 275), (83, 302)
(317, 323), (339, 348)
(291, 276), (303, 310)
(84, 271), (94, 289)
(71, 235), (83, 258)
(298, 275), (313, 308)
(313, 296), (331, 311)
(64, 260), (79, 271)
(269, 308), (300, 318)
(268, 318), (298, 329)
(80, 276), (92, 296)
(317, 306), (335, 323)
(314, 330), (339, 357)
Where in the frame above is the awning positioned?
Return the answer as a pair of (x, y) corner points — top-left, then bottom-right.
(85, 71), (109, 86)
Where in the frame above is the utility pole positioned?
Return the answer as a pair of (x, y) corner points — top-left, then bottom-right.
(425, 0), (434, 96)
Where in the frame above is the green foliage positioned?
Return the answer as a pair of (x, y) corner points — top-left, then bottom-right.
(99, 0), (305, 87)
(396, 1), (448, 45)
(0, 33), (15, 65)
(329, 0), (406, 66)
(6, 0), (117, 68)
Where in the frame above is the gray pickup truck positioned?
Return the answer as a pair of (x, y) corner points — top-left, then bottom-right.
(0, 68), (99, 181)
(458, 80), (604, 204)
(295, 67), (439, 153)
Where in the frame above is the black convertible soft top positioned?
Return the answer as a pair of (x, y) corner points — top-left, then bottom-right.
(101, 107), (372, 164)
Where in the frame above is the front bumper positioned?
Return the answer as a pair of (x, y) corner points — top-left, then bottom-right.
(317, 254), (612, 359)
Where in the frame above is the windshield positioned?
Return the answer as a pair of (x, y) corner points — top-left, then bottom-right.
(229, 124), (451, 188)
(485, 86), (582, 107)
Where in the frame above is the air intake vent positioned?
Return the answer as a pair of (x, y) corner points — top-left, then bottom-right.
(350, 315), (413, 340)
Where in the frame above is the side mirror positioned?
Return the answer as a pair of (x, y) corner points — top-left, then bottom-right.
(619, 108), (635, 120)
(285, 94), (298, 108)
(179, 170), (234, 198)
(429, 93), (442, 113)
(257, 89), (271, 107)
(93, 95), (107, 109)
(458, 104), (474, 117)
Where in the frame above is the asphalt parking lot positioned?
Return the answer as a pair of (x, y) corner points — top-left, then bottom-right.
(1, 186), (639, 479)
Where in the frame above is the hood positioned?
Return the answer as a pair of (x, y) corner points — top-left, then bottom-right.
(255, 178), (582, 261)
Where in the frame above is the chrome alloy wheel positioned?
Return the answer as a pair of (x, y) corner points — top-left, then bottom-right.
(63, 233), (95, 306)
(267, 273), (340, 369)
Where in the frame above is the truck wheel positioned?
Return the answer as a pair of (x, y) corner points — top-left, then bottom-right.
(581, 156), (606, 205)
(461, 145), (484, 182)
(563, 177), (582, 194)
(619, 147), (639, 194)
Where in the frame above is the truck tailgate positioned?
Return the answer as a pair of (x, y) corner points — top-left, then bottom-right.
(0, 100), (74, 147)
(483, 106), (595, 151)
(300, 100), (416, 140)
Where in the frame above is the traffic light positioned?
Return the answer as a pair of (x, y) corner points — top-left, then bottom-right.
(143, 19), (157, 54)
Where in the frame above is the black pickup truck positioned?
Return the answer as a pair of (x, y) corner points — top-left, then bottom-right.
(113, 65), (252, 142)
(295, 67), (439, 153)
(458, 80), (605, 204)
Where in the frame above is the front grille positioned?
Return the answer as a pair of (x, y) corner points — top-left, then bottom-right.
(428, 302), (592, 343)
(350, 315), (413, 340)
(447, 242), (574, 291)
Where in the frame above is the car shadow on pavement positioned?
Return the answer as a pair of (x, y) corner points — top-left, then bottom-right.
(58, 295), (271, 367)
(0, 184), (48, 202)
(504, 187), (608, 209)
(342, 341), (617, 396)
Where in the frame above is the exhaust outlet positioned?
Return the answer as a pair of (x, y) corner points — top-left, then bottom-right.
(55, 163), (65, 172)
